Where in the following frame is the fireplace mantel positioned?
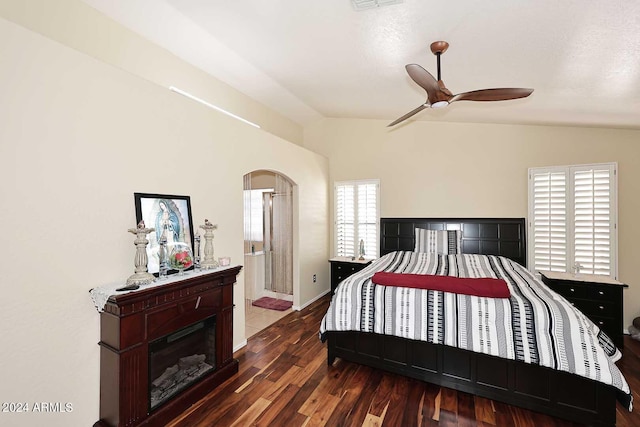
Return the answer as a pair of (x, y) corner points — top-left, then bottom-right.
(94, 266), (242, 427)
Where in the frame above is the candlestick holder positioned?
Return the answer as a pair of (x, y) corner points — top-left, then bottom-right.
(158, 230), (168, 280)
(193, 234), (201, 270)
(199, 219), (219, 269)
(126, 221), (156, 286)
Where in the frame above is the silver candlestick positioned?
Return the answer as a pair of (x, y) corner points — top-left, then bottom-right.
(126, 220), (156, 285)
(193, 234), (201, 270)
(199, 219), (219, 269)
(158, 229), (169, 280)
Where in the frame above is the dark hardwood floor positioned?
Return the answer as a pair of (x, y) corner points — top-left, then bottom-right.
(168, 295), (639, 427)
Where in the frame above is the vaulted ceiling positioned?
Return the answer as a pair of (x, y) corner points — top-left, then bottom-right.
(82, 0), (640, 130)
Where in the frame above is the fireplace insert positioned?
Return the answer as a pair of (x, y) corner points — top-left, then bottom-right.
(148, 316), (216, 411)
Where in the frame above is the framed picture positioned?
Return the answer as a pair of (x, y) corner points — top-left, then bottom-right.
(134, 192), (195, 275)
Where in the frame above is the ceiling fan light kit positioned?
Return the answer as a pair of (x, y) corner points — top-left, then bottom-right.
(388, 41), (533, 127)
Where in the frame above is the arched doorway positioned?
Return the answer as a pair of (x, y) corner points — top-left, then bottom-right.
(243, 170), (294, 338)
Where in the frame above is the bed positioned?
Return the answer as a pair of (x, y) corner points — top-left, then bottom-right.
(320, 218), (631, 427)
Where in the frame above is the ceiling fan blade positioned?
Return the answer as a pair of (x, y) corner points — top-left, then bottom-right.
(450, 88), (533, 103)
(388, 104), (428, 127)
(405, 64), (442, 103)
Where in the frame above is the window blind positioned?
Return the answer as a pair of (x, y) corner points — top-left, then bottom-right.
(528, 163), (617, 278)
(335, 180), (379, 258)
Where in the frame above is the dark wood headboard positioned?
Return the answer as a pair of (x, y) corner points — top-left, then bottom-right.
(380, 218), (527, 267)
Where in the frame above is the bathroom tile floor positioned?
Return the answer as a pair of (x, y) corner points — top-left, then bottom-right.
(245, 299), (292, 339)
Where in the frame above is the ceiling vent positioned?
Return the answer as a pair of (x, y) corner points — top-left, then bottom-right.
(351, 0), (403, 11)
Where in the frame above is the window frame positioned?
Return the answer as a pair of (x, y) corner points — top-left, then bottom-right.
(527, 162), (618, 279)
(333, 179), (380, 259)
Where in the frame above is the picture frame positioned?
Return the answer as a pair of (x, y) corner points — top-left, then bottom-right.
(134, 192), (195, 275)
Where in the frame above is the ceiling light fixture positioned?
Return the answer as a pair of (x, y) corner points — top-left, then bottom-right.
(431, 101), (449, 109)
(351, 0), (403, 11)
(169, 86), (261, 129)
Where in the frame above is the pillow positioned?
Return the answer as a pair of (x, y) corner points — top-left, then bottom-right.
(414, 229), (462, 255)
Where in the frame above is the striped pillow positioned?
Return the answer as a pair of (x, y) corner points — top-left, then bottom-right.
(414, 229), (462, 255)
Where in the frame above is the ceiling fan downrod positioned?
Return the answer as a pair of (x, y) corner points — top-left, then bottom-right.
(430, 41), (449, 82)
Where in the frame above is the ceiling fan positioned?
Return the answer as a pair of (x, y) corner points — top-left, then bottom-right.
(388, 41), (533, 127)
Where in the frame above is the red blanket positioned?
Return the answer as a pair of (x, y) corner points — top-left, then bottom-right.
(371, 272), (511, 298)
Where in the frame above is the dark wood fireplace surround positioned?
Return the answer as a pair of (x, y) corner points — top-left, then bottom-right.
(94, 266), (242, 427)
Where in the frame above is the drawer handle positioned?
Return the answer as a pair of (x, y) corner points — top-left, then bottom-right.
(337, 266), (342, 270)
(569, 288), (575, 292)
(598, 291), (604, 295)
(599, 305), (604, 310)
(598, 321), (604, 325)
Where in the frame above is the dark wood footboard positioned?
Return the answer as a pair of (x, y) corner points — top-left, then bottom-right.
(327, 331), (617, 427)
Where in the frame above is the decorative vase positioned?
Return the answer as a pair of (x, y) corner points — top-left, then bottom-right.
(168, 242), (194, 276)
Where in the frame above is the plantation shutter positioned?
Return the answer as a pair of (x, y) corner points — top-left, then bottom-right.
(530, 170), (567, 272)
(528, 163), (617, 278)
(573, 165), (615, 276)
(335, 184), (356, 257)
(335, 180), (379, 258)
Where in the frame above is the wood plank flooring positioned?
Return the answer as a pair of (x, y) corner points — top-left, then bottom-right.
(168, 295), (640, 426)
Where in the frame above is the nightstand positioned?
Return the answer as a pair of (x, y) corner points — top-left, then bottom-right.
(329, 257), (372, 295)
(540, 271), (628, 349)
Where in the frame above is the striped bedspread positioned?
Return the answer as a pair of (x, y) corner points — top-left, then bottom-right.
(320, 251), (632, 408)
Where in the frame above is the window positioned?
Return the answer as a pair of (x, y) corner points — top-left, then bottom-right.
(334, 179), (380, 259)
(243, 188), (273, 243)
(528, 163), (617, 278)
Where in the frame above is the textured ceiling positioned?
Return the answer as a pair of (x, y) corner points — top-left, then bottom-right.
(82, 0), (640, 130)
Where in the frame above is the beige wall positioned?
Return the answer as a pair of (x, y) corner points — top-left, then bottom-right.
(304, 118), (640, 330)
(249, 170), (277, 190)
(0, 0), (304, 145)
(0, 16), (328, 427)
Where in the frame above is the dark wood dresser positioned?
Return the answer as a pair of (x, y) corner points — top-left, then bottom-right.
(94, 266), (242, 427)
(540, 271), (627, 349)
(329, 257), (372, 295)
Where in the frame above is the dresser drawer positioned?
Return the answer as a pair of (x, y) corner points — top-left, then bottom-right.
(578, 299), (615, 317)
(587, 286), (618, 302)
(589, 314), (616, 332)
(330, 259), (372, 295)
(333, 266), (358, 285)
(549, 282), (588, 299)
(332, 262), (368, 280)
(332, 262), (363, 275)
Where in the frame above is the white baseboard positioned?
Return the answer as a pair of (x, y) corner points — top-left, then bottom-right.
(233, 340), (247, 353)
(292, 289), (331, 311)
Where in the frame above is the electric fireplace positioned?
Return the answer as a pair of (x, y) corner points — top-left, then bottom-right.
(94, 266), (242, 427)
(149, 316), (216, 410)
